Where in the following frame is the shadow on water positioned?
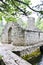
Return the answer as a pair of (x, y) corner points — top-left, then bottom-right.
(28, 54), (43, 65)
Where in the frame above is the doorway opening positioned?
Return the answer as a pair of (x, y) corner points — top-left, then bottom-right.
(8, 27), (12, 44)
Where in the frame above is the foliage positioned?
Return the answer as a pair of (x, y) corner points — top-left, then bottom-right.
(0, 0), (31, 22)
(0, 0), (43, 22)
(36, 18), (43, 31)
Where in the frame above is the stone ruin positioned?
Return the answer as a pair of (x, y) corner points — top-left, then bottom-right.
(1, 17), (43, 46)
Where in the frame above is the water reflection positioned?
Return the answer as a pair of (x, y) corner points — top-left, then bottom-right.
(30, 54), (43, 65)
(36, 55), (43, 65)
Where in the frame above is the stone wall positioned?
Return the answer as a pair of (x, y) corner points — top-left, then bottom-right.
(24, 31), (43, 46)
(40, 33), (43, 41)
(1, 22), (25, 45)
(1, 18), (43, 46)
(11, 23), (25, 46)
(25, 31), (39, 45)
(26, 17), (35, 30)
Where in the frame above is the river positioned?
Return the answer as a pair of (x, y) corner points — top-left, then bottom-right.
(29, 54), (43, 65)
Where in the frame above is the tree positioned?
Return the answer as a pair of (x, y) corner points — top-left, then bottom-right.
(36, 18), (43, 30)
(0, 0), (43, 22)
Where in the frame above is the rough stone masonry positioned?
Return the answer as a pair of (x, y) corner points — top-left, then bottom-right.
(1, 17), (43, 46)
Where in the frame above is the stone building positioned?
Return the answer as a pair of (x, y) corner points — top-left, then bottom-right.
(1, 17), (43, 46)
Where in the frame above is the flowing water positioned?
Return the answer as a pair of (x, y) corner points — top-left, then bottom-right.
(29, 54), (43, 65)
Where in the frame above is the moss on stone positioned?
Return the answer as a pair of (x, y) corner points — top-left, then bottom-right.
(22, 48), (41, 61)
(0, 55), (3, 60)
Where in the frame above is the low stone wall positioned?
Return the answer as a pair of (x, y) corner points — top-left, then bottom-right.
(24, 30), (43, 46)
(25, 31), (39, 45)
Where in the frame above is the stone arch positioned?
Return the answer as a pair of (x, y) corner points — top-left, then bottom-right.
(8, 27), (12, 44)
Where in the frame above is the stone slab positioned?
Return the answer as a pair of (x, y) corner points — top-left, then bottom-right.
(0, 44), (32, 65)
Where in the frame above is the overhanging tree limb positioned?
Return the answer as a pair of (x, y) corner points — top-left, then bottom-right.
(0, 0), (27, 16)
(14, 4), (27, 16)
(1, 0), (41, 13)
(0, 0), (7, 5)
(0, 0), (43, 16)
(15, 0), (43, 13)
(12, 0), (27, 16)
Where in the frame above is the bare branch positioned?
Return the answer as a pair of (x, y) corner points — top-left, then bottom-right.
(15, 0), (43, 13)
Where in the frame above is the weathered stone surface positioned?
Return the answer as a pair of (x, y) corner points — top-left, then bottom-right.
(25, 32), (39, 45)
(0, 43), (43, 56)
(1, 22), (25, 45)
(0, 42), (43, 65)
(1, 17), (43, 65)
(0, 44), (31, 65)
(26, 17), (35, 30)
(1, 17), (43, 46)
